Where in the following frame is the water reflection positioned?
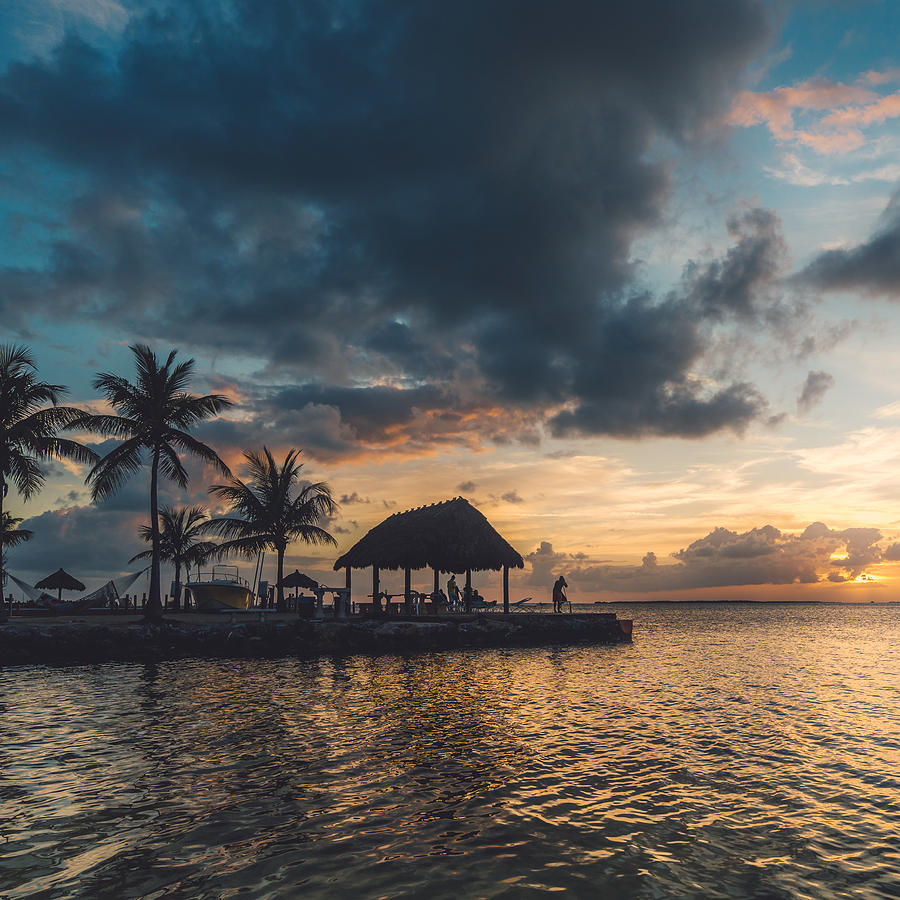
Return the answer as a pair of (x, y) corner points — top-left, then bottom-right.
(1, 604), (900, 898)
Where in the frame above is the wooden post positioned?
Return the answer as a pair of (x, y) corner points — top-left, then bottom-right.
(345, 566), (351, 615)
(465, 568), (472, 613)
(503, 565), (509, 615)
(433, 568), (439, 593)
(404, 567), (412, 614)
(373, 566), (380, 614)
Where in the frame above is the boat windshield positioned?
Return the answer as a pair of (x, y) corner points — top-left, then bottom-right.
(189, 564), (249, 587)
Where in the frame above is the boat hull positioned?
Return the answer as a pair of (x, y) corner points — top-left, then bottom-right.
(185, 582), (254, 611)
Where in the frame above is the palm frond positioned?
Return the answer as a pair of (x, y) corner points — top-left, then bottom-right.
(73, 413), (141, 440)
(2, 512), (33, 547)
(9, 405), (86, 441)
(92, 373), (144, 418)
(211, 536), (273, 561)
(128, 548), (155, 563)
(5, 451), (44, 498)
(286, 523), (337, 546)
(0, 344), (36, 373)
(167, 429), (232, 477)
(157, 442), (189, 488)
(169, 392), (234, 429)
(165, 357), (194, 394)
(203, 515), (265, 540)
(208, 479), (267, 519)
(29, 437), (100, 467)
(86, 438), (144, 502)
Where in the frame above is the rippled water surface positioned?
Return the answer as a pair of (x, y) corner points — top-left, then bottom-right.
(3, 603), (900, 898)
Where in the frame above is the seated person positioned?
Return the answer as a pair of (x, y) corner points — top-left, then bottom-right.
(432, 588), (449, 613)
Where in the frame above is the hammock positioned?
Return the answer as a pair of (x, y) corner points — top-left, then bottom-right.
(7, 573), (45, 603)
(72, 569), (148, 610)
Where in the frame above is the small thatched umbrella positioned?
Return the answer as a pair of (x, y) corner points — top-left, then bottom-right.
(35, 568), (86, 602)
(279, 570), (319, 597)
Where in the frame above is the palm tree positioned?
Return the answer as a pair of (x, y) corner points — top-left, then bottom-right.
(2, 512), (33, 549)
(83, 345), (233, 620)
(129, 505), (218, 610)
(206, 448), (336, 611)
(0, 344), (97, 599)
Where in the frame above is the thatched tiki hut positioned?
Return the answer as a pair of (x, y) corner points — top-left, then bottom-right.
(333, 497), (524, 613)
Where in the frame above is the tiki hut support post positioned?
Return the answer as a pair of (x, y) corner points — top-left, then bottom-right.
(372, 566), (380, 612)
(465, 568), (472, 613)
(404, 567), (412, 613)
(503, 565), (509, 614)
(433, 567), (439, 594)
(345, 565), (351, 611)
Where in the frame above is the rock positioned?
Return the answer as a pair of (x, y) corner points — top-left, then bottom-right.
(0, 613), (630, 667)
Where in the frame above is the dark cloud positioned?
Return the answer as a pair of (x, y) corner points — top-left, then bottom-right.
(799, 190), (900, 297)
(9, 503), (146, 587)
(500, 490), (525, 504)
(338, 492), (370, 506)
(0, 0), (782, 443)
(681, 207), (788, 322)
(797, 370), (834, 414)
(457, 481), (477, 494)
(567, 522), (885, 593)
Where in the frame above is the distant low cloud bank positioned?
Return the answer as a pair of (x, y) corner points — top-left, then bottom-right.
(534, 522), (889, 594)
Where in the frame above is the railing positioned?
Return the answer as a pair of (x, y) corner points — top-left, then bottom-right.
(187, 565), (250, 587)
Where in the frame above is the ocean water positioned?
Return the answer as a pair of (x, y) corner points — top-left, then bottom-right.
(2, 602), (900, 899)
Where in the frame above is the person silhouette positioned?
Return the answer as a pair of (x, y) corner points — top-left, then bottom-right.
(447, 574), (461, 610)
(552, 575), (568, 613)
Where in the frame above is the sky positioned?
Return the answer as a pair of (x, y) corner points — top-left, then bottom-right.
(4, 0), (900, 603)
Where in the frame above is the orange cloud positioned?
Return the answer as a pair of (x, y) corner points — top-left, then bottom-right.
(821, 92), (900, 129)
(795, 128), (865, 154)
(729, 74), (900, 156)
(729, 79), (876, 140)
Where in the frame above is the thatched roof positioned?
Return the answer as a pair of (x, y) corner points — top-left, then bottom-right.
(279, 570), (319, 589)
(34, 568), (85, 591)
(333, 497), (524, 573)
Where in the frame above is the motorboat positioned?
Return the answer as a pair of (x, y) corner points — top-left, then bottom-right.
(184, 564), (254, 611)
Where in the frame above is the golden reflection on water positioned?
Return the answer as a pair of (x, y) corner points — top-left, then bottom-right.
(2, 603), (900, 898)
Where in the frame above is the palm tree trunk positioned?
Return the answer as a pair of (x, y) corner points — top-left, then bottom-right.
(146, 447), (163, 621)
(0, 477), (6, 618)
(173, 560), (182, 611)
(276, 542), (286, 612)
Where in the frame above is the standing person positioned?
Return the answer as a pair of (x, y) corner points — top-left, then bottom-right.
(447, 574), (461, 610)
(552, 575), (568, 613)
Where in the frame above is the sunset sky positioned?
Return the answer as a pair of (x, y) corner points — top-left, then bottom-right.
(4, 0), (900, 602)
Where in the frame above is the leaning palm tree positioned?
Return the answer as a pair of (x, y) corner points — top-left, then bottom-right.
(206, 448), (336, 611)
(129, 505), (219, 610)
(0, 344), (97, 597)
(83, 345), (233, 620)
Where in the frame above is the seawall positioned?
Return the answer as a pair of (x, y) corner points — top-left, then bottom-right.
(0, 612), (632, 668)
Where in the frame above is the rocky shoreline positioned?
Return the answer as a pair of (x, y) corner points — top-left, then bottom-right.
(0, 613), (632, 667)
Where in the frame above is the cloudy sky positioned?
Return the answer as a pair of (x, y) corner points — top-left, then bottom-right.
(4, 0), (900, 601)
